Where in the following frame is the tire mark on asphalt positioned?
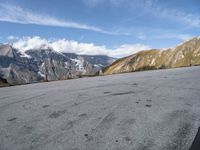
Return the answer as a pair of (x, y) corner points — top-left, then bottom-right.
(7, 117), (17, 122)
(134, 110), (196, 150)
(160, 110), (196, 150)
(29, 112), (91, 150)
(164, 122), (192, 150)
(0, 94), (46, 109)
(115, 117), (136, 148)
(42, 105), (50, 108)
(60, 112), (89, 131)
(49, 109), (67, 119)
(0, 96), (11, 100)
(85, 100), (132, 150)
(85, 107), (118, 149)
(79, 82), (136, 91)
(19, 125), (34, 135)
(137, 139), (155, 150)
(109, 91), (135, 96)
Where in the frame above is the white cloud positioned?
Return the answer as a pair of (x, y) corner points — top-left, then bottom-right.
(109, 44), (151, 58)
(11, 36), (151, 58)
(12, 36), (50, 52)
(7, 36), (19, 40)
(0, 3), (125, 35)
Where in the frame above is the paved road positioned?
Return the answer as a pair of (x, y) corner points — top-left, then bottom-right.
(0, 67), (200, 150)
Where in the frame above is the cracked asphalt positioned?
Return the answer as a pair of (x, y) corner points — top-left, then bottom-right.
(0, 66), (200, 150)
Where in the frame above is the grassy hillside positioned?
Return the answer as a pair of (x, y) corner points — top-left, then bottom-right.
(103, 37), (200, 75)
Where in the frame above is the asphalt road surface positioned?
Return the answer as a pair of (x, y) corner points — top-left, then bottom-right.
(0, 67), (200, 150)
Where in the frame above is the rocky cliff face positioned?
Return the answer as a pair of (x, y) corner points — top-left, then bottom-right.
(0, 45), (115, 84)
(103, 37), (200, 75)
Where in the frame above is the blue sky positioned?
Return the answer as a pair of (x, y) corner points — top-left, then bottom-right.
(0, 0), (200, 57)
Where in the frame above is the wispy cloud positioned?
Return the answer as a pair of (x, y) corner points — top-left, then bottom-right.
(136, 33), (147, 40)
(156, 7), (200, 28)
(138, 1), (200, 28)
(83, 0), (155, 8)
(0, 3), (126, 35)
(84, 0), (135, 9)
(142, 1), (200, 28)
(154, 34), (193, 41)
(10, 36), (151, 58)
(84, 0), (200, 28)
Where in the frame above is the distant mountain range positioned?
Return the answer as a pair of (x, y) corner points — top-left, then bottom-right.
(102, 37), (200, 75)
(1, 37), (200, 86)
(0, 44), (115, 85)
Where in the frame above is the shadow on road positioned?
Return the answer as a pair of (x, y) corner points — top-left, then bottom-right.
(189, 127), (200, 150)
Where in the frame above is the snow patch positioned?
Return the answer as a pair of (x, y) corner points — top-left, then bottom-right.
(71, 58), (85, 71)
(18, 51), (32, 59)
(64, 62), (69, 69)
(38, 71), (45, 77)
(94, 64), (103, 68)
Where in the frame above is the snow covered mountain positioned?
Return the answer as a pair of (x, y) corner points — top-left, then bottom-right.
(0, 44), (115, 85)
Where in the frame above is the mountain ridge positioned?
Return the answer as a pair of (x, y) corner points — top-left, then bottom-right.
(102, 37), (200, 75)
(1, 37), (200, 86)
(0, 44), (115, 85)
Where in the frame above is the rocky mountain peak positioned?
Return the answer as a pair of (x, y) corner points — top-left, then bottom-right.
(0, 44), (14, 58)
(0, 44), (115, 84)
